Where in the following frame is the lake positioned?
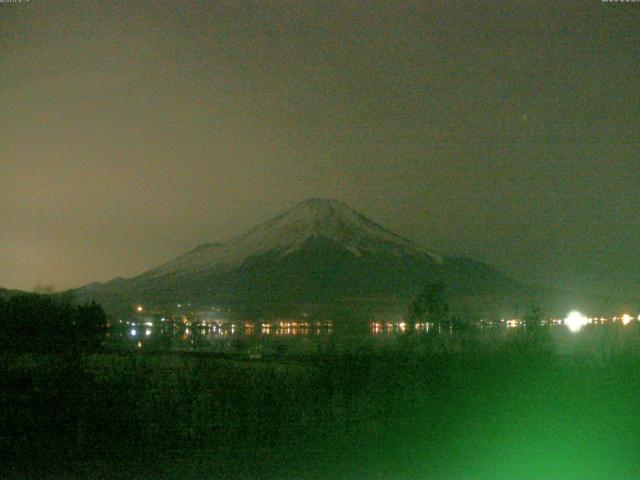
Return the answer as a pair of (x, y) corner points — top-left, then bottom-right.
(104, 317), (640, 359)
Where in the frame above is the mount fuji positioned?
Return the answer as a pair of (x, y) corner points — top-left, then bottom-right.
(77, 199), (524, 315)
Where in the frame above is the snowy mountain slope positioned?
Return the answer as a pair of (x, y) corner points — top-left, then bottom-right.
(77, 199), (526, 313)
(139, 199), (442, 280)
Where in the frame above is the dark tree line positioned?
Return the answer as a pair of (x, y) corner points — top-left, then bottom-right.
(407, 283), (450, 325)
(0, 292), (107, 352)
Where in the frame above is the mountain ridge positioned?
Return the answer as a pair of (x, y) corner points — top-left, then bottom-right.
(77, 199), (526, 316)
(138, 198), (442, 281)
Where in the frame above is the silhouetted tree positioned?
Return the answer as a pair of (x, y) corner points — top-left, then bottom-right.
(523, 303), (542, 328)
(522, 302), (551, 350)
(407, 283), (449, 328)
(0, 293), (108, 352)
(73, 301), (108, 350)
(33, 283), (56, 294)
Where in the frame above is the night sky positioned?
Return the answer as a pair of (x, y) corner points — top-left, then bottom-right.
(1, 1), (638, 296)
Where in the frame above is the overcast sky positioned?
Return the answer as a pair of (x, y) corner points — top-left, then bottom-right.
(1, 0), (638, 296)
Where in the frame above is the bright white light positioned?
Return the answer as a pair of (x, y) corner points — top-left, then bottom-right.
(565, 311), (588, 333)
(130, 328), (137, 336)
(622, 314), (633, 326)
(145, 328), (152, 336)
(136, 306), (143, 312)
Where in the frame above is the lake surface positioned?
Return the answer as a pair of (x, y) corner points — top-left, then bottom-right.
(104, 317), (640, 358)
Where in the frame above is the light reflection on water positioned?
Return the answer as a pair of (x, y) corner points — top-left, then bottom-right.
(104, 317), (640, 356)
(106, 319), (339, 355)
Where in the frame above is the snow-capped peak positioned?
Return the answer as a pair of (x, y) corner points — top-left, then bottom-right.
(141, 199), (441, 278)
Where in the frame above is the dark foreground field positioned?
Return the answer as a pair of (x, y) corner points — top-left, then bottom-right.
(2, 340), (640, 480)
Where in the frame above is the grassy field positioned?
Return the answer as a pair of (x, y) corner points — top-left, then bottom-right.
(2, 332), (640, 479)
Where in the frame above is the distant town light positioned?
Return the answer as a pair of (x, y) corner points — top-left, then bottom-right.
(622, 314), (633, 326)
(565, 311), (588, 333)
(136, 306), (143, 313)
(130, 328), (137, 336)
